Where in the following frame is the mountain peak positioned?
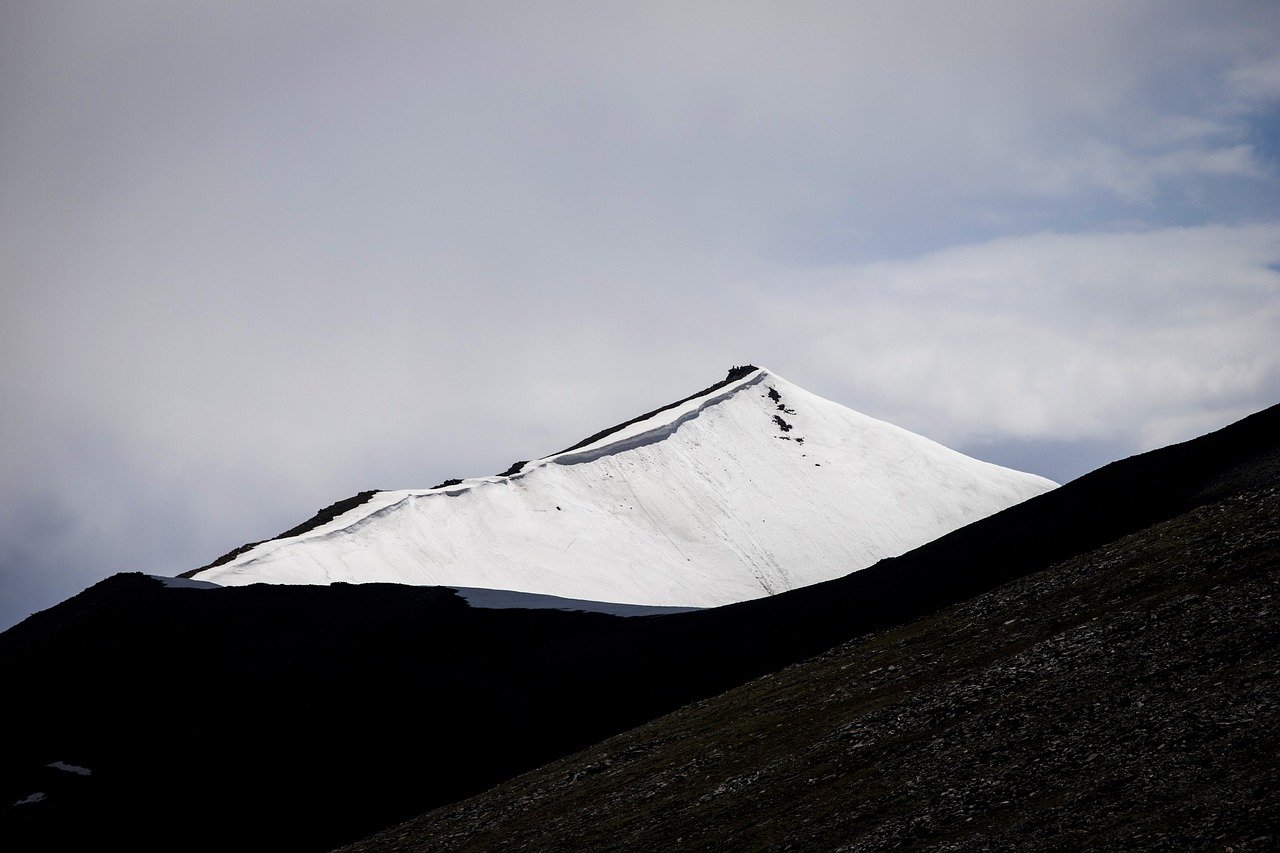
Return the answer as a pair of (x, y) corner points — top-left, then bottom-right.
(189, 368), (1055, 604)
(552, 364), (764, 456)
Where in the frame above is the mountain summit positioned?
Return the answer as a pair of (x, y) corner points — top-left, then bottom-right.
(189, 367), (1055, 605)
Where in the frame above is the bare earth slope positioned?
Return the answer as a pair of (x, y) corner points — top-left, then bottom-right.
(346, 486), (1279, 852)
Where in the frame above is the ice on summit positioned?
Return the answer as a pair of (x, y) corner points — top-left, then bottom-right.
(190, 367), (1056, 607)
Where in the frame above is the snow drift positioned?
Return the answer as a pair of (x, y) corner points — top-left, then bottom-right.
(189, 367), (1055, 606)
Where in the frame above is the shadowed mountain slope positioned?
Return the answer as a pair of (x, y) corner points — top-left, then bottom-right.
(348, 486), (1278, 851)
(0, 402), (1276, 851)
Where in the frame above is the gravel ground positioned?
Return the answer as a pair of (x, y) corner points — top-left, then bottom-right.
(347, 487), (1279, 852)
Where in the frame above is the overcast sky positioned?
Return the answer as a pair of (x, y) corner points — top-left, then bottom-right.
(3, 1), (1278, 629)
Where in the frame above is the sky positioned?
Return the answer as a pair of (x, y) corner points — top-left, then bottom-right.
(2, 1), (1278, 629)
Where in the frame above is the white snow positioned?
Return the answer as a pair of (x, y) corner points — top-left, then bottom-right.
(47, 761), (92, 776)
(14, 792), (46, 806)
(191, 368), (1056, 607)
(151, 575), (221, 589)
(452, 587), (699, 616)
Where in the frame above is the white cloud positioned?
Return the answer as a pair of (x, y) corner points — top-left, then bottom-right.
(1017, 142), (1264, 202)
(1226, 53), (1280, 102)
(752, 224), (1280, 448)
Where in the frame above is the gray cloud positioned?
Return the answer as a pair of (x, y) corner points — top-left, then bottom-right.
(750, 224), (1280, 447)
(2, 2), (1278, 627)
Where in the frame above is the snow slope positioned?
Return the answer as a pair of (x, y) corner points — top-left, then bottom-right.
(190, 368), (1056, 606)
(149, 571), (691, 616)
(451, 587), (698, 617)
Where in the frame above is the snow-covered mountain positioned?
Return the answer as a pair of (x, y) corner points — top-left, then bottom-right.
(189, 367), (1056, 605)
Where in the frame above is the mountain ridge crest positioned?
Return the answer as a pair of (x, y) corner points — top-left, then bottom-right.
(188, 366), (1054, 606)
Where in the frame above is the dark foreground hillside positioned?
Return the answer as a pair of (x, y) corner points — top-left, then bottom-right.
(347, 486), (1279, 851)
(1, 403), (1276, 851)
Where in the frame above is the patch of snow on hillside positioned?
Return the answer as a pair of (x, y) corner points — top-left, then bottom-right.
(151, 575), (222, 589)
(47, 761), (92, 776)
(453, 587), (698, 616)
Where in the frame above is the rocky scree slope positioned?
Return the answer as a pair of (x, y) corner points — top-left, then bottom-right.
(345, 486), (1279, 852)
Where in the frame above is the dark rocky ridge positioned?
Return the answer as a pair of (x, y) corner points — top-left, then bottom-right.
(496, 460), (527, 477)
(430, 478), (464, 489)
(2, 401), (1276, 851)
(349, 487), (1278, 851)
(182, 489), (382, 575)
(553, 364), (759, 455)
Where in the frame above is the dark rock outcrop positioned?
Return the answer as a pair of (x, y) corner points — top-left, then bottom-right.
(181, 489), (381, 576)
